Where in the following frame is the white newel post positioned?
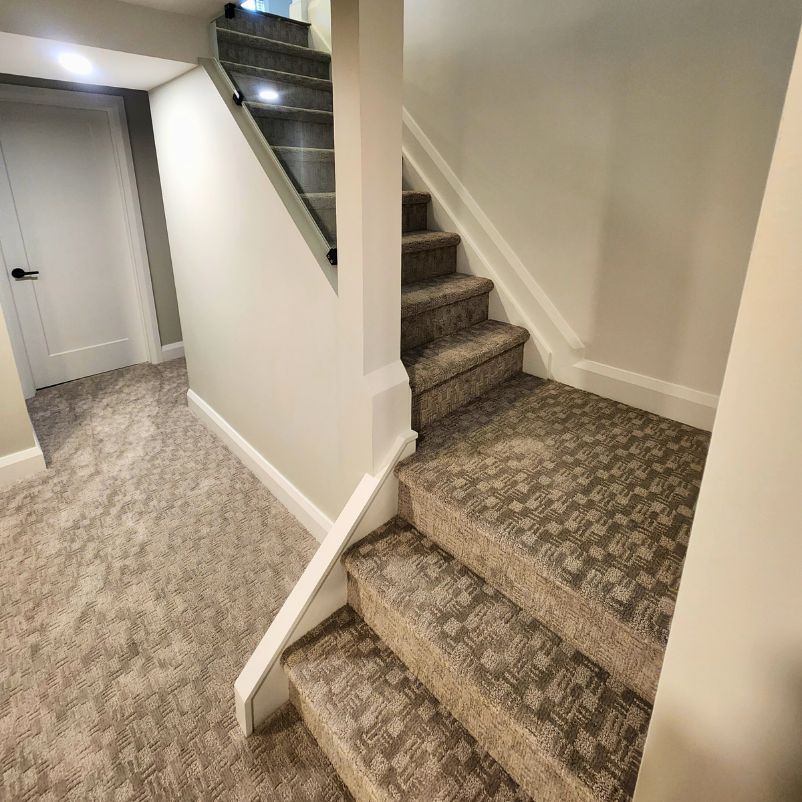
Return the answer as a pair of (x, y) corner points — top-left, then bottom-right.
(331, 0), (411, 493)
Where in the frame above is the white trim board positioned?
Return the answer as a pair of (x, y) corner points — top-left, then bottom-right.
(0, 437), (45, 487)
(160, 341), (184, 361)
(558, 360), (718, 431)
(0, 83), (164, 393)
(187, 389), (333, 542)
(401, 108), (719, 432)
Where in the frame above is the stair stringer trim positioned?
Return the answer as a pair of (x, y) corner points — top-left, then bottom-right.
(233, 428), (417, 736)
(402, 110), (719, 430)
(402, 109), (584, 380)
(200, 57), (337, 286)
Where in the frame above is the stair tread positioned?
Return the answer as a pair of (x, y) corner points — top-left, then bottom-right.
(402, 229), (461, 253)
(302, 190), (436, 211)
(217, 27), (331, 61)
(395, 373), (710, 698)
(273, 145), (335, 157)
(345, 518), (650, 801)
(222, 60), (333, 90)
(402, 320), (528, 395)
(217, 9), (310, 28)
(246, 102), (333, 122)
(402, 273), (493, 318)
(402, 190), (431, 205)
(283, 607), (531, 802)
(301, 192), (336, 209)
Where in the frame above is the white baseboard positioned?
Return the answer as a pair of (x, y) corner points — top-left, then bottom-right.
(0, 439), (46, 487)
(160, 341), (185, 361)
(557, 359), (718, 431)
(187, 389), (333, 542)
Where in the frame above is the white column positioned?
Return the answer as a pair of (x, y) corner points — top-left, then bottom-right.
(634, 24), (802, 802)
(331, 0), (411, 493)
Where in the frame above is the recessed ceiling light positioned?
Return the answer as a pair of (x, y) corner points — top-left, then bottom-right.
(259, 88), (280, 102)
(58, 52), (93, 76)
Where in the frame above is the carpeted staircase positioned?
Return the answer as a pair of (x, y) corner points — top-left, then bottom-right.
(215, 7), (710, 800)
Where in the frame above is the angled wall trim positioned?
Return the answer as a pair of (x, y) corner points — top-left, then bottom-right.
(199, 58), (337, 288)
(402, 109), (584, 354)
(402, 108), (718, 431)
(187, 388), (333, 541)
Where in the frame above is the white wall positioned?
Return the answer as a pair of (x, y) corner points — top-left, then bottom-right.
(150, 67), (344, 519)
(403, 0), (802, 400)
(635, 25), (802, 802)
(0, 0), (210, 65)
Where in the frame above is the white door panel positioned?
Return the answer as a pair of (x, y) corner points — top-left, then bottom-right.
(0, 99), (147, 388)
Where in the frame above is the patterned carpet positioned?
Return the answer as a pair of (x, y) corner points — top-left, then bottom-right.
(0, 360), (350, 801)
(397, 374), (710, 701)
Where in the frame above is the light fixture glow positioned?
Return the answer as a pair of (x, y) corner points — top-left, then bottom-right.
(258, 88), (280, 102)
(58, 52), (93, 76)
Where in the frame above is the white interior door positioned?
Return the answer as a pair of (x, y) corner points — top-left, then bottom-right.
(0, 97), (148, 389)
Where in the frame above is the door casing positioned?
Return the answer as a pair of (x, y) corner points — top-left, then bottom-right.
(0, 84), (162, 398)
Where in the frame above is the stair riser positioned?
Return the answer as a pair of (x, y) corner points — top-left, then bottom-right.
(230, 72), (332, 111)
(402, 294), (489, 351)
(402, 202), (428, 233)
(218, 41), (330, 79)
(347, 576), (589, 802)
(303, 198), (336, 243)
(254, 116), (334, 149)
(412, 344), (523, 429)
(288, 683), (377, 802)
(216, 15), (309, 46)
(402, 245), (457, 284)
(276, 152), (335, 194)
(397, 478), (662, 701)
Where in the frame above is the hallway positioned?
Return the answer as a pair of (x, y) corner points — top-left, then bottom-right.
(1, 360), (350, 800)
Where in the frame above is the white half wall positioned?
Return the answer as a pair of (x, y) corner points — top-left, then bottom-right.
(150, 66), (345, 522)
(403, 0), (802, 414)
(635, 24), (802, 801)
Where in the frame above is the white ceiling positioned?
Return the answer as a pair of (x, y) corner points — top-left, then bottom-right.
(115, 0), (222, 18)
(0, 31), (195, 91)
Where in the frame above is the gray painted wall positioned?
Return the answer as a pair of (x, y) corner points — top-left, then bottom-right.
(0, 73), (182, 345)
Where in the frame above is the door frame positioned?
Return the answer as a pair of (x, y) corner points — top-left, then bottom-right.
(0, 83), (163, 397)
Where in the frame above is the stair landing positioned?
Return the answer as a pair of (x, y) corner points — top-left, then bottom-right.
(396, 374), (710, 700)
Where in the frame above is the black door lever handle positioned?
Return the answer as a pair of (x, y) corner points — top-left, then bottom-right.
(11, 268), (39, 279)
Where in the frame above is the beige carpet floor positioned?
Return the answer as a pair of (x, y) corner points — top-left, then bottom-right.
(1, 360), (351, 801)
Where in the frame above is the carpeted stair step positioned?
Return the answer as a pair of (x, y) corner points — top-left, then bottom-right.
(217, 28), (331, 79)
(402, 319), (528, 429)
(274, 146), (335, 194)
(395, 373), (710, 701)
(248, 102), (334, 149)
(401, 273), (493, 350)
(215, 10), (310, 47)
(402, 191), (430, 232)
(223, 62), (333, 111)
(301, 192), (336, 244)
(282, 606), (531, 802)
(345, 519), (651, 802)
(402, 230), (461, 284)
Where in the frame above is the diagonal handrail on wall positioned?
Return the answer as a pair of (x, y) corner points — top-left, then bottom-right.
(199, 57), (338, 288)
